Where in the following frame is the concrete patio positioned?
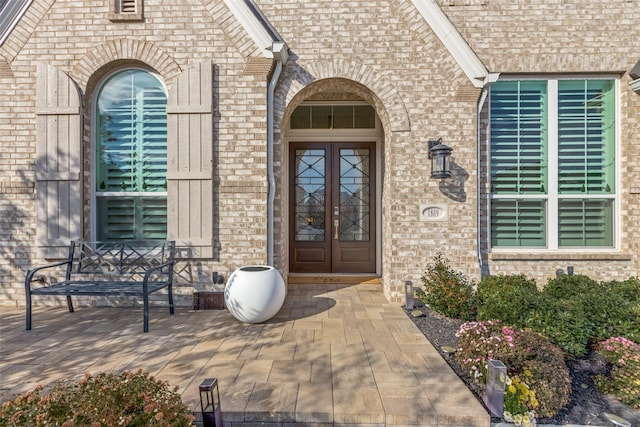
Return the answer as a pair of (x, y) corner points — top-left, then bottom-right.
(0, 281), (489, 427)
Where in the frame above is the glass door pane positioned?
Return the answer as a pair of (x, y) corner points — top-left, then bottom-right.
(294, 149), (326, 241)
(338, 148), (370, 241)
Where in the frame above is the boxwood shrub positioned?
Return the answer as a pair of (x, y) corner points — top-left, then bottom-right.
(476, 274), (539, 327)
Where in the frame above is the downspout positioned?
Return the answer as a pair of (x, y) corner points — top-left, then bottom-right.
(267, 41), (289, 266)
(477, 73), (500, 277)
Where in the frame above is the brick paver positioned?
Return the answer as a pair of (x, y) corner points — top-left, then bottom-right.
(0, 283), (489, 426)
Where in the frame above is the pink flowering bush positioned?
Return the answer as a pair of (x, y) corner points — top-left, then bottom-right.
(595, 336), (640, 409)
(456, 320), (571, 417)
(0, 370), (195, 426)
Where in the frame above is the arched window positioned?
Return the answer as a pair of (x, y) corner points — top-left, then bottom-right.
(95, 68), (167, 240)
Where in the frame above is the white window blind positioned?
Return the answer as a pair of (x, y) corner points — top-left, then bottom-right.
(489, 78), (616, 249)
(96, 69), (167, 240)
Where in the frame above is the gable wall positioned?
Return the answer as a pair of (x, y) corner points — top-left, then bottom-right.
(440, 0), (640, 282)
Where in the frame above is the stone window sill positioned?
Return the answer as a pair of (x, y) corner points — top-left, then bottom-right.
(488, 252), (632, 262)
(108, 13), (144, 22)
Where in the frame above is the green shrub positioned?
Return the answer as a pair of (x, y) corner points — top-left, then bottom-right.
(600, 278), (640, 343)
(542, 273), (599, 300)
(0, 370), (195, 426)
(456, 320), (571, 418)
(594, 336), (640, 409)
(476, 274), (539, 327)
(527, 275), (603, 357)
(528, 275), (640, 356)
(419, 253), (476, 320)
(527, 293), (593, 357)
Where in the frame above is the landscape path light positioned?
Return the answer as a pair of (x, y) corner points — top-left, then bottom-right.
(200, 378), (223, 427)
(484, 359), (507, 418)
(404, 280), (414, 310)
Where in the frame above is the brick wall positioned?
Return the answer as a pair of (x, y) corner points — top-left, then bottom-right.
(1, 0), (639, 307)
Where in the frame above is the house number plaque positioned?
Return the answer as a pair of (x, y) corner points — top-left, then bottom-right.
(419, 204), (448, 222)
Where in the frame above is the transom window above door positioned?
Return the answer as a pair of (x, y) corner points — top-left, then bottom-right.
(290, 104), (376, 129)
(94, 68), (168, 240)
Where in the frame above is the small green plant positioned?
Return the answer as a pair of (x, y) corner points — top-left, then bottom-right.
(0, 370), (195, 426)
(456, 320), (571, 417)
(476, 274), (539, 327)
(503, 373), (538, 427)
(594, 336), (640, 409)
(419, 252), (476, 320)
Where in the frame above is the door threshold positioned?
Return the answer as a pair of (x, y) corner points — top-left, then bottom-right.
(287, 273), (380, 285)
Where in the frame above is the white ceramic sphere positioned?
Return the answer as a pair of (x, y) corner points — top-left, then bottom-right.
(224, 266), (286, 323)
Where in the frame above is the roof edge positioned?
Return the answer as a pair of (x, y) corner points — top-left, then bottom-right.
(223, 0), (285, 59)
(0, 0), (33, 46)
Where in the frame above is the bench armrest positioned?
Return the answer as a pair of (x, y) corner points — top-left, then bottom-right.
(141, 260), (174, 292)
(25, 260), (72, 291)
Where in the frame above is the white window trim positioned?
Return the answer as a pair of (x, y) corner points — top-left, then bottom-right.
(488, 76), (620, 252)
(90, 67), (168, 241)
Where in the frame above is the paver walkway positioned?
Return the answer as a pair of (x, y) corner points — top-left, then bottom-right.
(0, 282), (489, 426)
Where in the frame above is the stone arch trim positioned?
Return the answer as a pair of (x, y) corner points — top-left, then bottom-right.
(276, 58), (411, 133)
(70, 38), (182, 90)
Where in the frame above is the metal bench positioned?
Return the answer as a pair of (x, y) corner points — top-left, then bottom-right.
(25, 240), (176, 333)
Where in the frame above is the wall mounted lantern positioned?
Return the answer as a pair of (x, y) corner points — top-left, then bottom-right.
(200, 378), (223, 427)
(428, 138), (453, 179)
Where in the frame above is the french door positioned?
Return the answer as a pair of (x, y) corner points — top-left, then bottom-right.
(289, 142), (376, 273)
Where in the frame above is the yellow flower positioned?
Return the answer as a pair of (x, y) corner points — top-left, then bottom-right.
(508, 384), (516, 393)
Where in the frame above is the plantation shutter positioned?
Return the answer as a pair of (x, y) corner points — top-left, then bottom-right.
(35, 63), (83, 258)
(95, 72), (168, 241)
(489, 81), (548, 247)
(490, 81), (548, 195)
(558, 199), (613, 247)
(166, 60), (214, 258)
(557, 80), (615, 195)
(490, 199), (546, 247)
(557, 80), (615, 247)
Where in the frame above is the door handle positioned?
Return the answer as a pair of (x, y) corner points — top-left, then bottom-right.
(333, 219), (339, 240)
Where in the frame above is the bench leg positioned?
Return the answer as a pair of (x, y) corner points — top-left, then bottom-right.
(168, 284), (175, 315)
(26, 291), (32, 330)
(66, 295), (74, 313)
(143, 293), (149, 333)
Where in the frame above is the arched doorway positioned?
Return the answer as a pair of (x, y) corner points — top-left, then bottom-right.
(286, 97), (383, 273)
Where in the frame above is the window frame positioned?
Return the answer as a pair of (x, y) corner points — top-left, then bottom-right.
(91, 66), (168, 241)
(488, 75), (620, 252)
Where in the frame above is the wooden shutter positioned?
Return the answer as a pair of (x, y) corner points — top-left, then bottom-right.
(167, 60), (214, 258)
(35, 63), (83, 258)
